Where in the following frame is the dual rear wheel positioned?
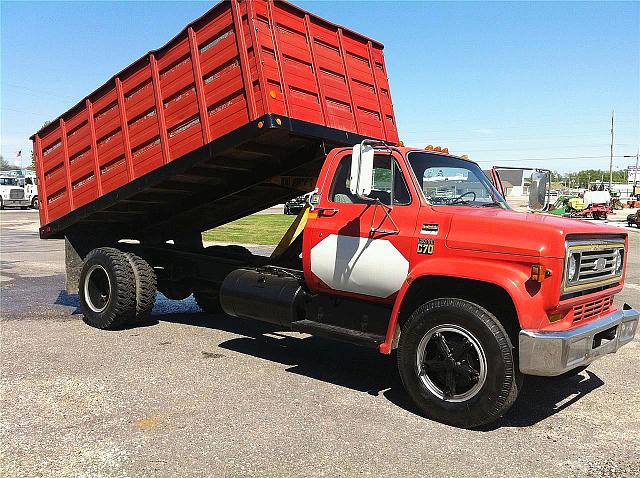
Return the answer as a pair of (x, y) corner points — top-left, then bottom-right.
(79, 247), (156, 329)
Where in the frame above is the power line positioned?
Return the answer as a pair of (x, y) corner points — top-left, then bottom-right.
(0, 82), (78, 101)
(474, 155), (632, 163)
(0, 106), (48, 117)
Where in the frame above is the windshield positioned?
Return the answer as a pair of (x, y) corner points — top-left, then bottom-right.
(407, 152), (507, 208)
(0, 178), (19, 186)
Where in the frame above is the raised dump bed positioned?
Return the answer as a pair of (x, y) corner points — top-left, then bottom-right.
(32, 0), (398, 240)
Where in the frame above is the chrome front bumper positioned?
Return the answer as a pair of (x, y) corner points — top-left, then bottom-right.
(2, 199), (30, 207)
(519, 305), (639, 376)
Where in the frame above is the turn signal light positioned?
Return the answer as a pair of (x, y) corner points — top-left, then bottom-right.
(549, 313), (563, 323)
(530, 264), (551, 282)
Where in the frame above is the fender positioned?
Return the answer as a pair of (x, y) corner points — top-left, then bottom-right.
(379, 256), (544, 354)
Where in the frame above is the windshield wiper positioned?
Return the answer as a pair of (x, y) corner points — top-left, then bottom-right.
(480, 202), (502, 208)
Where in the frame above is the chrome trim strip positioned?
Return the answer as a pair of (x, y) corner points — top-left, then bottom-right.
(519, 306), (639, 376)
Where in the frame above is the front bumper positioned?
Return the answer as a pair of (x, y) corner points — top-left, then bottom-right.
(519, 305), (639, 376)
(1, 199), (29, 207)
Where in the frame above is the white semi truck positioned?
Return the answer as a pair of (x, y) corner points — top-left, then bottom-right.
(0, 175), (30, 209)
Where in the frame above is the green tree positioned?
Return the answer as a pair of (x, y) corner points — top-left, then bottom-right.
(0, 155), (20, 171)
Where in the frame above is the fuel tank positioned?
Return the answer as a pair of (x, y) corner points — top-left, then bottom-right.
(220, 268), (306, 326)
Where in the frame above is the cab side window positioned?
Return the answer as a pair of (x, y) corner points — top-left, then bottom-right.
(329, 155), (411, 205)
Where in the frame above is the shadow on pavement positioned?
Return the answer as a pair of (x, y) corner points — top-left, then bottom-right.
(42, 288), (606, 429)
(156, 308), (605, 429)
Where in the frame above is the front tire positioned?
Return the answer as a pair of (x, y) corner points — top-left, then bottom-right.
(31, 196), (39, 209)
(79, 247), (136, 329)
(397, 298), (521, 428)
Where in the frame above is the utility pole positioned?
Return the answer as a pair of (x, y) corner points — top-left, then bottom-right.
(609, 110), (615, 190)
(623, 150), (640, 199)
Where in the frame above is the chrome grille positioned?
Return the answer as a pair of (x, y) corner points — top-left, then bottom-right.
(9, 188), (24, 199)
(577, 249), (617, 281)
(563, 239), (625, 294)
(573, 296), (613, 322)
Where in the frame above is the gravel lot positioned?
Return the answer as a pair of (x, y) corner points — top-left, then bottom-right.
(1, 209), (639, 477)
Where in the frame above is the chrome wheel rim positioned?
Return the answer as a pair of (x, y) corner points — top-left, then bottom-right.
(84, 264), (111, 313)
(416, 324), (487, 402)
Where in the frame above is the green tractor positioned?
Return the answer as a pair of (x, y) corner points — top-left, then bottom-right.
(547, 195), (610, 220)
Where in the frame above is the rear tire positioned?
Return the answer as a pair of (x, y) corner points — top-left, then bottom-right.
(79, 247), (136, 329)
(397, 298), (521, 428)
(194, 289), (223, 314)
(124, 252), (157, 319)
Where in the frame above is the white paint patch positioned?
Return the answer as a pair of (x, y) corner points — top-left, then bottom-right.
(310, 234), (409, 298)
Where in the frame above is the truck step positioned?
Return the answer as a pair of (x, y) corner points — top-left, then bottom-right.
(290, 320), (385, 348)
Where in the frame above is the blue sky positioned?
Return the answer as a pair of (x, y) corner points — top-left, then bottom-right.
(1, 1), (638, 174)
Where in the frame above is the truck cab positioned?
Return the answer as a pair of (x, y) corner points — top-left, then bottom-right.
(233, 143), (637, 427)
(20, 175), (39, 209)
(0, 175), (29, 209)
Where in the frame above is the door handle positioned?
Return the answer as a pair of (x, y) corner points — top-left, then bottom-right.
(370, 227), (399, 235)
(316, 207), (339, 216)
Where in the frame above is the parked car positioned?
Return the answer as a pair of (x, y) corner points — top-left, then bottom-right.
(627, 210), (640, 228)
(284, 193), (310, 215)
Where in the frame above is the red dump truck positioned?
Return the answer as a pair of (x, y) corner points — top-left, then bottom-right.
(32, 0), (638, 428)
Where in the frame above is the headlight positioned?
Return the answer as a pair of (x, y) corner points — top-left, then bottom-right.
(614, 249), (624, 274)
(567, 253), (579, 282)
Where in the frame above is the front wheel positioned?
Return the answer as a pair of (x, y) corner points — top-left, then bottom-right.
(31, 196), (39, 209)
(397, 298), (521, 428)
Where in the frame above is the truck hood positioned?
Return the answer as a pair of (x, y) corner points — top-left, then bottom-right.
(444, 207), (624, 258)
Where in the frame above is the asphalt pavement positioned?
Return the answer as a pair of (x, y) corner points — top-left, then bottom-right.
(1, 209), (639, 477)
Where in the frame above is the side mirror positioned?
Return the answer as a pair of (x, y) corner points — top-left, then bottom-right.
(349, 144), (374, 196)
(529, 171), (549, 211)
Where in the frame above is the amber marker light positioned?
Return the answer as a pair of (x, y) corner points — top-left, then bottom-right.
(425, 145), (434, 151)
(434, 146), (442, 152)
(530, 264), (551, 282)
(442, 147), (449, 154)
(269, 90), (278, 99)
(548, 313), (563, 323)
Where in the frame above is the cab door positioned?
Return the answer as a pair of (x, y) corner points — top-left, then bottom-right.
(303, 149), (418, 302)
